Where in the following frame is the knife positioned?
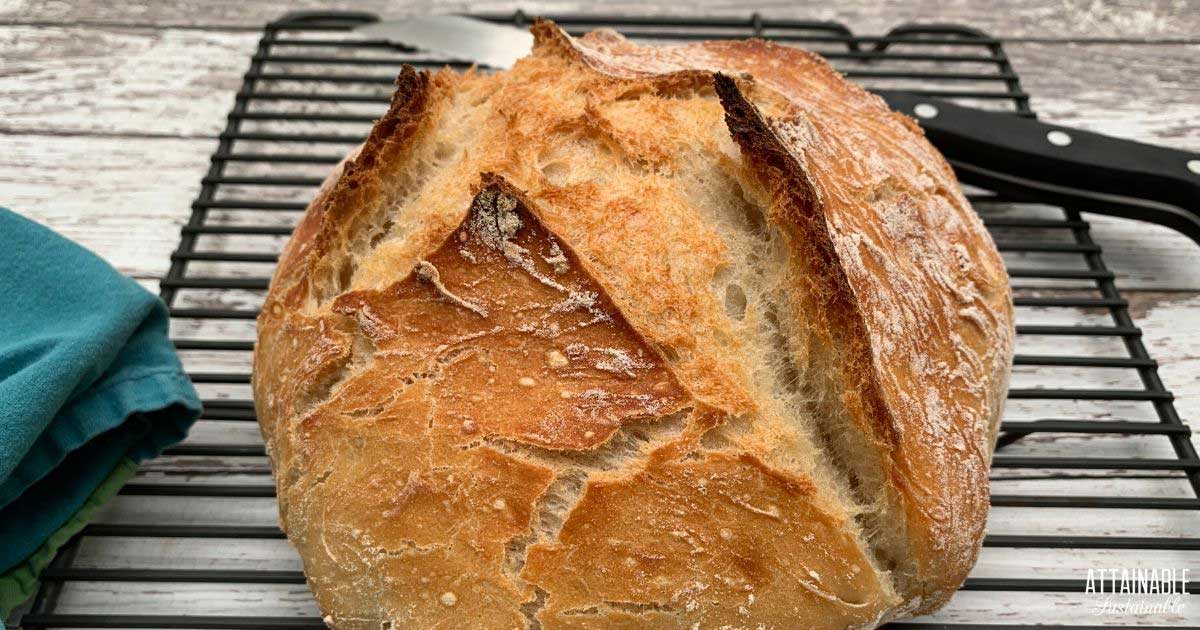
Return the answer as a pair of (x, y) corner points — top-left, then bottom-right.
(356, 16), (1200, 247)
(356, 15), (534, 69)
(876, 90), (1200, 243)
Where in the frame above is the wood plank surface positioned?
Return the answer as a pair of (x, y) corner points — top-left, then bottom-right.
(3, 1), (1199, 627)
(3, 26), (1198, 147)
(4, 26), (1200, 289)
(1012, 42), (1200, 151)
(0, 26), (255, 138)
(0, 134), (212, 279)
(4, 0), (1200, 40)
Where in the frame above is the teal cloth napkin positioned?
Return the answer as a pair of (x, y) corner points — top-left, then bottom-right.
(0, 208), (201, 619)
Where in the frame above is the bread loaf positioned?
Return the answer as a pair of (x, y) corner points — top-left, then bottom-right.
(253, 20), (1014, 629)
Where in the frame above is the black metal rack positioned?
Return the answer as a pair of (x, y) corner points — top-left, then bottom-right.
(11, 10), (1199, 629)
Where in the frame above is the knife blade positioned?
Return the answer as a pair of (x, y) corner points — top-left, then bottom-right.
(355, 15), (533, 69)
(356, 15), (1200, 246)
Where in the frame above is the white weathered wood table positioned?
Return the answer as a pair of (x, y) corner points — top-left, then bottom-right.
(2, 1), (1199, 627)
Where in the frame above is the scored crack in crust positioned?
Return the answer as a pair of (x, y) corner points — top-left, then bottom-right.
(252, 19), (1014, 630)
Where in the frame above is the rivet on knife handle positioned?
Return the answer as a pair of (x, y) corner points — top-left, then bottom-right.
(876, 90), (1200, 246)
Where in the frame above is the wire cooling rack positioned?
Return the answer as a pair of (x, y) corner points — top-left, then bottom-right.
(10, 10), (1199, 629)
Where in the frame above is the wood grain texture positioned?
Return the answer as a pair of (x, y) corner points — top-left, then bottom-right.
(0, 134), (213, 278)
(1011, 42), (1200, 151)
(33, 582), (1200, 625)
(1130, 291), (1200, 427)
(3, 2), (1199, 627)
(0, 26), (255, 137)
(3, 27), (1198, 148)
(3, 28), (1199, 289)
(3, 0), (1199, 40)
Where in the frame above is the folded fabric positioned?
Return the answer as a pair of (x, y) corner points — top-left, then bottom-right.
(0, 208), (201, 620)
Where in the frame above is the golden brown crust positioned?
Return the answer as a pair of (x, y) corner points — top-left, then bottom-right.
(253, 20), (1013, 629)
(523, 448), (891, 629)
(265, 66), (448, 310)
(329, 174), (689, 451)
(544, 23), (1014, 610)
(710, 47), (1011, 610)
(284, 404), (553, 629)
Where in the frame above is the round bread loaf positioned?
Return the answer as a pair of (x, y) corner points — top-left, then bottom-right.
(253, 20), (1014, 629)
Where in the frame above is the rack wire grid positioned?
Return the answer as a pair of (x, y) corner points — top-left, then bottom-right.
(11, 10), (1200, 630)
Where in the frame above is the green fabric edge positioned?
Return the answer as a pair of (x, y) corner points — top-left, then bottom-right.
(0, 457), (137, 619)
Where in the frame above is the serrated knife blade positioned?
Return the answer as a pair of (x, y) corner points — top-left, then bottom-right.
(355, 15), (530, 69)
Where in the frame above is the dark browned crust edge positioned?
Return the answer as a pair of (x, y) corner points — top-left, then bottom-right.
(713, 73), (900, 449)
(712, 73), (964, 611)
(267, 65), (438, 309)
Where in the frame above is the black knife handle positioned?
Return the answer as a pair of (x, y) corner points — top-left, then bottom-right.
(877, 90), (1200, 246)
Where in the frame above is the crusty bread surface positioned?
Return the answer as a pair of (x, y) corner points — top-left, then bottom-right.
(253, 20), (1014, 630)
